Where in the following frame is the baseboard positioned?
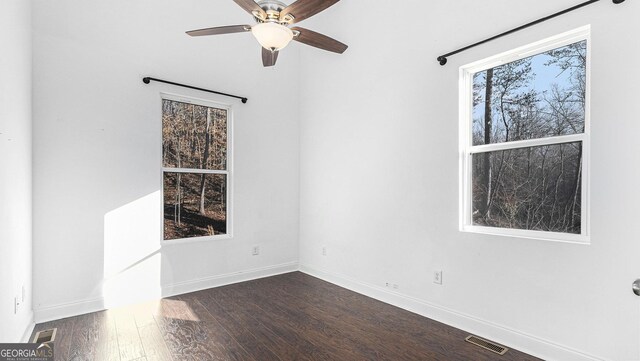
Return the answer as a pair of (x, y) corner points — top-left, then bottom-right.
(299, 264), (606, 361)
(34, 261), (298, 324)
(34, 297), (106, 324)
(161, 261), (299, 298)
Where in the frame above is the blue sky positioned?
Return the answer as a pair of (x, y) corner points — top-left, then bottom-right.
(472, 43), (579, 121)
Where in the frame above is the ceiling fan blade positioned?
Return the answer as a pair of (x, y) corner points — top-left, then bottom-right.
(291, 27), (348, 54)
(279, 0), (339, 24)
(233, 0), (267, 19)
(262, 48), (279, 67)
(186, 25), (251, 37)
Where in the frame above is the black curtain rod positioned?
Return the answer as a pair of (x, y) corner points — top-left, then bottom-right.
(142, 77), (248, 104)
(437, 0), (625, 66)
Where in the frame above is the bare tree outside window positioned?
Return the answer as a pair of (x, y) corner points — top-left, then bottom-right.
(472, 143), (582, 233)
(466, 39), (587, 236)
(162, 98), (230, 240)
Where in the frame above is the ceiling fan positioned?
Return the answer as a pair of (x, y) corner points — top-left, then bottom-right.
(186, 0), (348, 67)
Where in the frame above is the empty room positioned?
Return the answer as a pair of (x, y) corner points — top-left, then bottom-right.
(1, 0), (639, 360)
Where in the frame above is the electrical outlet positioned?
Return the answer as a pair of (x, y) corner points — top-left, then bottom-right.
(252, 246), (260, 256)
(385, 282), (390, 287)
(322, 246), (327, 256)
(434, 271), (443, 285)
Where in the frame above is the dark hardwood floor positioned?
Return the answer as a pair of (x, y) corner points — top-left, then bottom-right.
(31, 272), (541, 361)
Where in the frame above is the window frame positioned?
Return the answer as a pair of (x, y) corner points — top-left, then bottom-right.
(458, 26), (591, 244)
(160, 92), (234, 244)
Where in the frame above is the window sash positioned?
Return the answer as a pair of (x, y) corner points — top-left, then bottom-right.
(162, 171), (229, 242)
(162, 168), (228, 175)
(468, 133), (585, 154)
(458, 26), (590, 243)
(460, 147), (588, 243)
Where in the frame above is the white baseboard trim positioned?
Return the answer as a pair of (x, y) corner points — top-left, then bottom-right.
(161, 261), (299, 298)
(34, 297), (106, 324)
(34, 261), (298, 324)
(299, 264), (607, 361)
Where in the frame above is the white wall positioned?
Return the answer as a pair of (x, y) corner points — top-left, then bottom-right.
(32, 0), (300, 320)
(0, 0), (33, 343)
(298, 1), (640, 360)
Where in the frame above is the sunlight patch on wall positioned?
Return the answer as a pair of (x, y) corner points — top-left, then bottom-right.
(103, 191), (162, 308)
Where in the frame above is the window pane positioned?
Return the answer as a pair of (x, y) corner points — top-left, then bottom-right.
(162, 99), (228, 170)
(472, 41), (586, 146)
(163, 172), (227, 240)
(472, 142), (582, 234)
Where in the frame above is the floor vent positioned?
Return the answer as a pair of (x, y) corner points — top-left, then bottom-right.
(465, 335), (508, 355)
(32, 328), (57, 344)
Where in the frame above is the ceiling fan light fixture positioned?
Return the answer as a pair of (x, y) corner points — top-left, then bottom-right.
(251, 22), (293, 51)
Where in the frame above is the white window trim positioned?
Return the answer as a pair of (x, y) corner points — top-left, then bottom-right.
(458, 26), (591, 244)
(160, 92), (234, 244)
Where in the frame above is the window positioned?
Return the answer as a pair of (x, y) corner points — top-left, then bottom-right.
(459, 27), (589, 243)
(161, 94), (232, 241)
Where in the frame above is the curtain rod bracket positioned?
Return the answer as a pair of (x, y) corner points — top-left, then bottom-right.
(437, 0), (625, 66)
(142, 77), (248, 104)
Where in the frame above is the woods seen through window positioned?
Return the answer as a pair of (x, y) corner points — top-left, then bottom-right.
(461, 30), (589, 241)
(162, 97), (230, 241)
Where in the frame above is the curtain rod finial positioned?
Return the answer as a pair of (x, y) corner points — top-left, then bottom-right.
(437, 56), (448, 66)
(613, 0), (625, 4)
(143, 77), (151, 84)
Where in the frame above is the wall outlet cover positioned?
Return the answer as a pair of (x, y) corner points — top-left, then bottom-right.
(434, 271), (443, 285)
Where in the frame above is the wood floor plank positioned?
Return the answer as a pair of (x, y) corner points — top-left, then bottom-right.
(207, 286), (335, 361)
(241, 278), (424, 360)
(210, 283), (351, 361)
(113, 309), (145, 361)
(67, 312), (103, 361)
(200, 289), (311, 361)
(256, 274), (466, 360)
(56, 317), (79, 361)
(174, 293), (259, 361)
(153, 297), (229, 361)
(190, 297), (281, 361)
(137, 323), (172, 361)
(229, 280), (393, 360)
(184, 292), (282, 361)
(94, 311), (121, 361)
(128, 301), (172, 361)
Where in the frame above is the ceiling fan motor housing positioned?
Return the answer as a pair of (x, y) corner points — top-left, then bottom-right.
(255, 0), (294, 23)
